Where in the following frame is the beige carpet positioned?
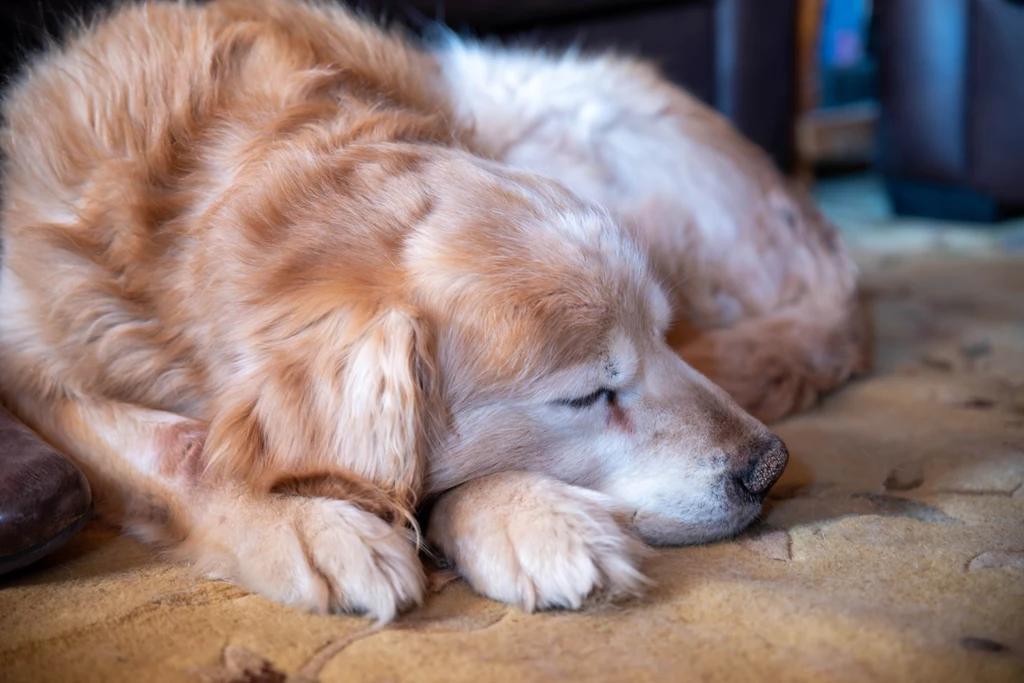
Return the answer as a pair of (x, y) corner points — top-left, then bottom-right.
(2, 177), (1024, 683)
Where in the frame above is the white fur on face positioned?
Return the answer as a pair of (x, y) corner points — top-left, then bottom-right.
(428, 322), (770, 545)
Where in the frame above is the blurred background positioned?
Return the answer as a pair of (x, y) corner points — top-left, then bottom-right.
(2, 0), (1024, 246)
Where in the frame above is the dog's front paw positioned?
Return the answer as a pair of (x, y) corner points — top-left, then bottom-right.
(188, 494), (424, 622)
(428, 472), (647, 611)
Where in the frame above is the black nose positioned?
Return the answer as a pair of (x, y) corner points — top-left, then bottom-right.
(736, 436), (789, 497)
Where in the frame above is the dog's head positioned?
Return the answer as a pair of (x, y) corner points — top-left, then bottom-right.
(391, 154), (787, 544)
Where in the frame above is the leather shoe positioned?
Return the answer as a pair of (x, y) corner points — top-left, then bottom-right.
(0, 405), (92, 576)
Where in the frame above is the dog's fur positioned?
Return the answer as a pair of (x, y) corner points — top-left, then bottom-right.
(0, 0), (868, 620)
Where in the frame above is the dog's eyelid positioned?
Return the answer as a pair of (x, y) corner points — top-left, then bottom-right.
(555, 387), (615, 409)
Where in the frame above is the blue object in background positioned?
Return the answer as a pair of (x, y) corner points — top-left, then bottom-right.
(819, 0), (876, 107)
(821, 0), (872, 68)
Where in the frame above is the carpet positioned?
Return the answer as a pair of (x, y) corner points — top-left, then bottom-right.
(2, 177), (1023, 682)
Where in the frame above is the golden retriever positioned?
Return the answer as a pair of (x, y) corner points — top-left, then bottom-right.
(0, 0), (868, 621)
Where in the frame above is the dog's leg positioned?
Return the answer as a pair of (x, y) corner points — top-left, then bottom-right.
(2, 390), (424, 622)
(428, 471), (647, 611)
(672, 297), (873, 422)
(438, 44), (871, 420)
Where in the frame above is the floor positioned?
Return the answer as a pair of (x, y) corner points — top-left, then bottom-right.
(816, 174), (1024, 255)
(1, 175), (1023, 683)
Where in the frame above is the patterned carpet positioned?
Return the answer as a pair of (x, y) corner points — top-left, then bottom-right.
(1, 176), (1022, 683)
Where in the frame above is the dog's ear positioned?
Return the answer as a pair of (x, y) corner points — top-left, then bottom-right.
(205, 307), (441, 512)
(337, 308), (440, 508)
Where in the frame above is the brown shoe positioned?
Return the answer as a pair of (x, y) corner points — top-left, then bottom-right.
(0, 405), (92, 576)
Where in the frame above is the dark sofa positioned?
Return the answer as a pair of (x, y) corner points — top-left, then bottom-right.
(877, 0), (1024, 221)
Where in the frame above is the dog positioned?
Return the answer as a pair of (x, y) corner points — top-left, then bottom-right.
(0, 0), (868, 621)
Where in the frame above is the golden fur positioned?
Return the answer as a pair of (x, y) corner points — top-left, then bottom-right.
(0, 0), (867, 619)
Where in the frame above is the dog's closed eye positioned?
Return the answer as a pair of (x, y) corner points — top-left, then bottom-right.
(556, 388), (617, 409)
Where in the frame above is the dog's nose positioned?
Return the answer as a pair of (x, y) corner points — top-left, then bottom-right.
(736, 435), (789, 497)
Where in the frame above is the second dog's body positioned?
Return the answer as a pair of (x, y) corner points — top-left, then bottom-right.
(0, 0), (866, 619)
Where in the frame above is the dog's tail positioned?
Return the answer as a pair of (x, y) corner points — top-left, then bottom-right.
(674, 294), (873, 423)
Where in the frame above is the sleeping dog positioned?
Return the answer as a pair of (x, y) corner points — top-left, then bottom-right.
(0, 0), (868, 620)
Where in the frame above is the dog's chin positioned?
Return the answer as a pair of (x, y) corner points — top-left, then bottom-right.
(629, 503), (763, 547)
